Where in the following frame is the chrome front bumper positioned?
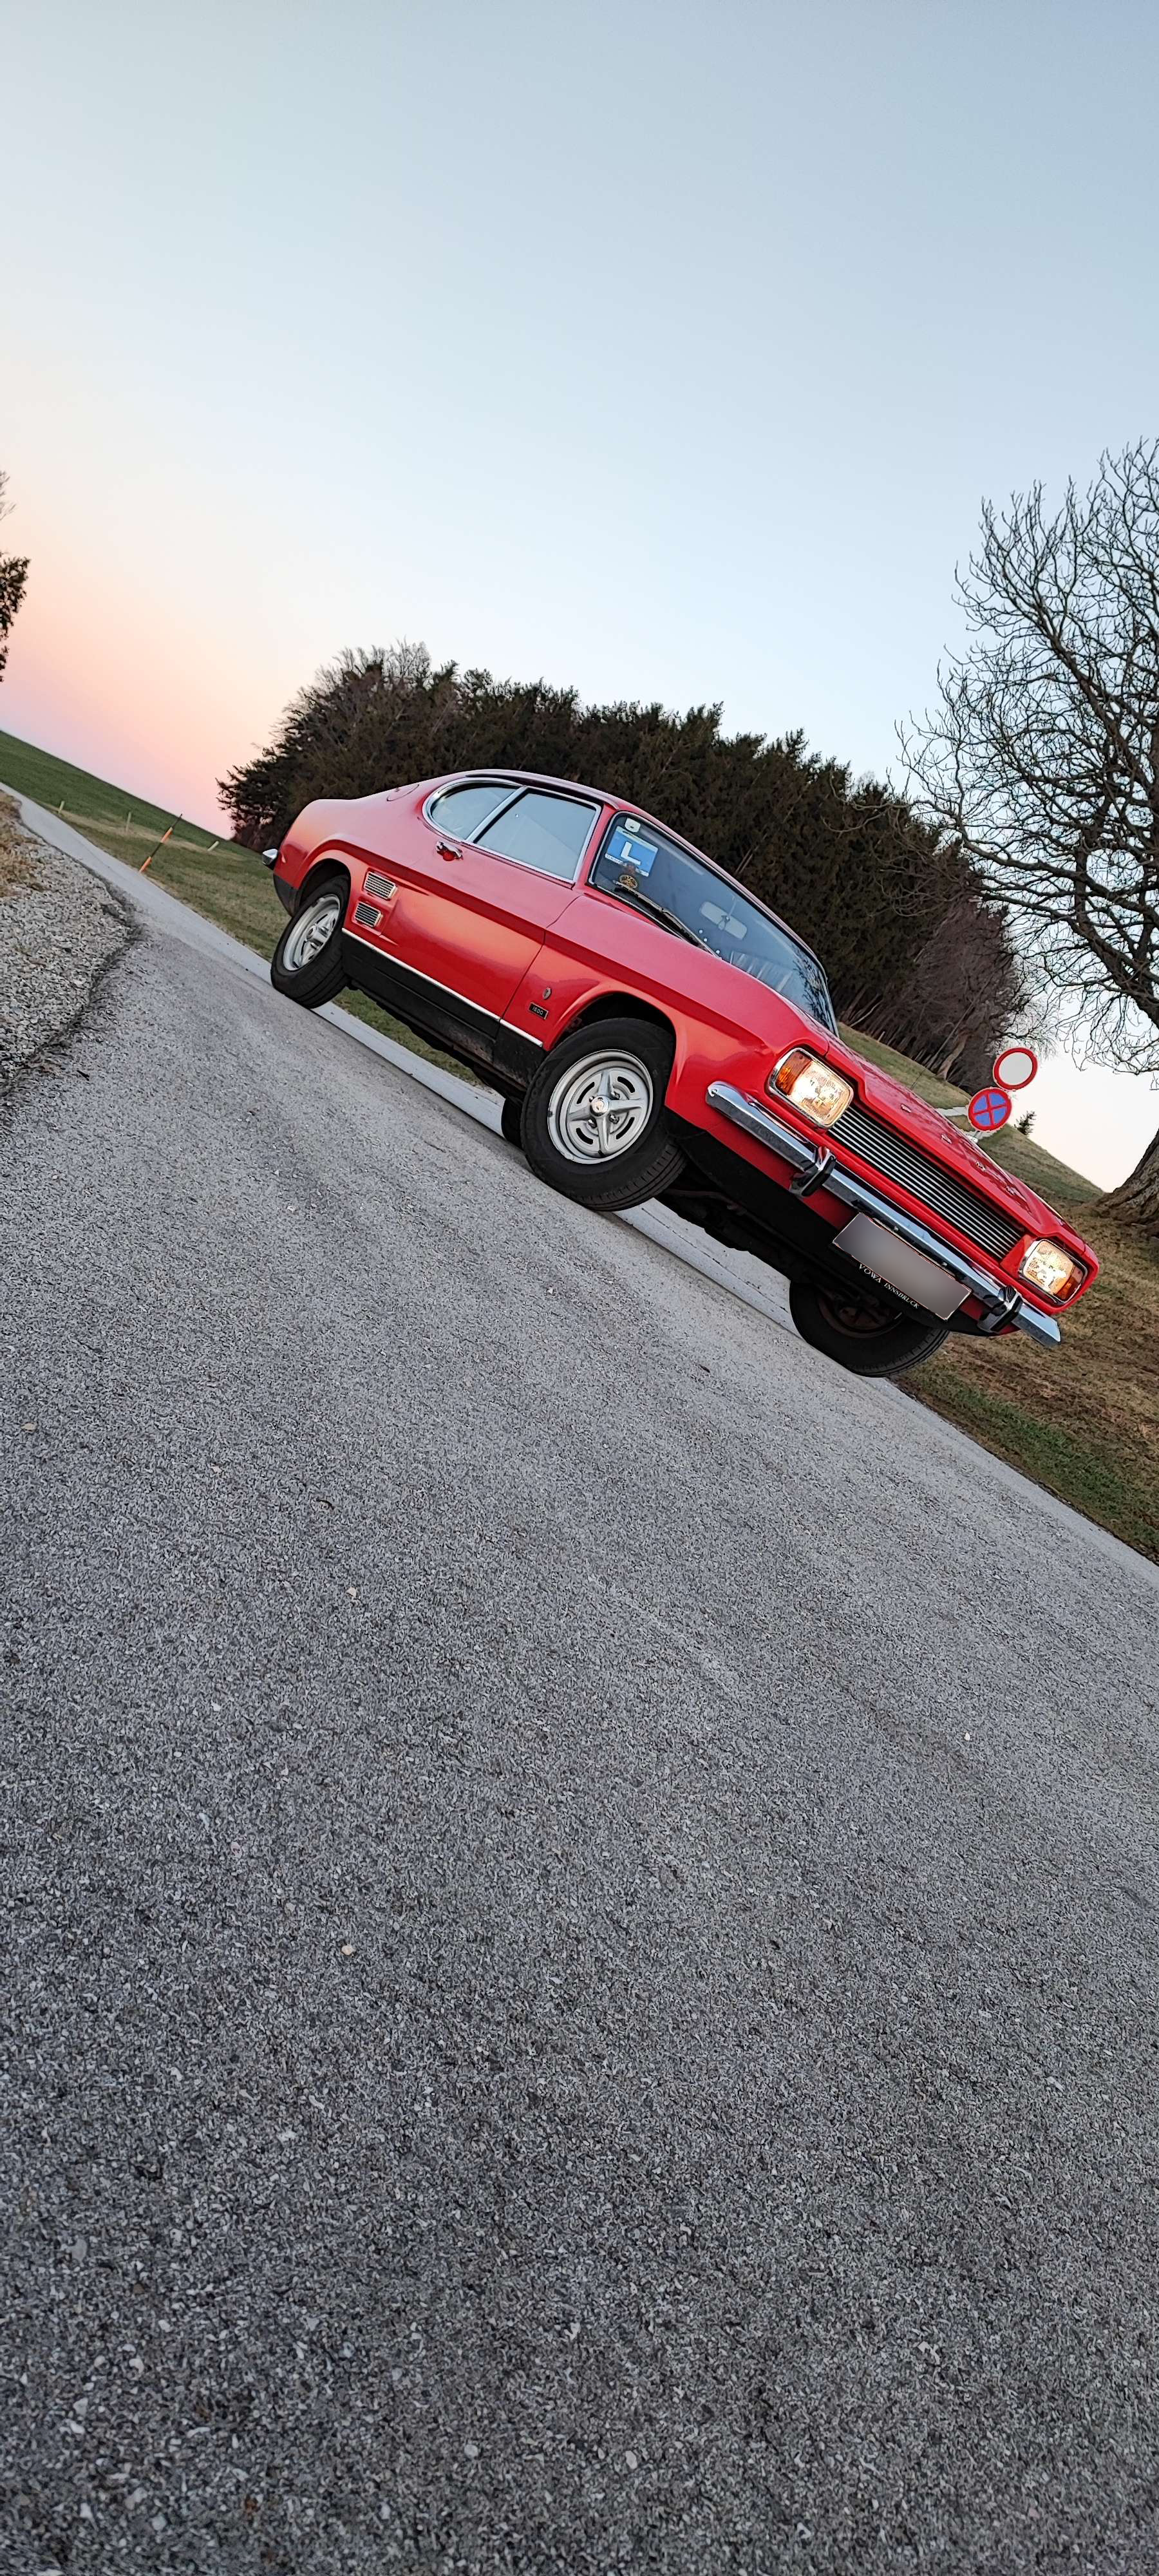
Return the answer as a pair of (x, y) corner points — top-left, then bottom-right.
(705, 1082), (1061, 1348)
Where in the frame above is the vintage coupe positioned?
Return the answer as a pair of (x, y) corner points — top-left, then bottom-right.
(265, 769), (1097, 1376)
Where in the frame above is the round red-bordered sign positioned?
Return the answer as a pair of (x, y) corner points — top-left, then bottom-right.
(992, 1045), (1038, 1092)
(968, 1085), (1013, 1133)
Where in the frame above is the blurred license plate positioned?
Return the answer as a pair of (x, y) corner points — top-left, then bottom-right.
(835, 1213), (968, 1320)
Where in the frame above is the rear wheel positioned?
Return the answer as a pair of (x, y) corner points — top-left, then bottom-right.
(270, 869), (348, 1009)
(519, 1017), (686, 1211)
(789, 1277), (950, 1378)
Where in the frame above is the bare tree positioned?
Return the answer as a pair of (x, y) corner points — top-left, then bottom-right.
(873, 891), (1040, 1089)
(0, 471), (29, 685)
(901, 441), (1159, 1235)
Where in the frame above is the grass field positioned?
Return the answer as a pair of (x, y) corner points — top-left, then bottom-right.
(2, 726), (1154, 1562)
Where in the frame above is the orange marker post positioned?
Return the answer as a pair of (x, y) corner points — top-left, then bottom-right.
(140, 822), (176, 873)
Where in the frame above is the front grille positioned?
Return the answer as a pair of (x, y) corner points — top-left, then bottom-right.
(830, 1103), (1023, 1263)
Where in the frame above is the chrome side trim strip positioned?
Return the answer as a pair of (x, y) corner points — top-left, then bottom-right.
(706, 1080), (1060, 1343)
(344, 925), (498, 1018)
(344, 927), (545, 1055)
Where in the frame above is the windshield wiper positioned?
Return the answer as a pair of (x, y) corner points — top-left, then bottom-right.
(612, 885), (711, 949)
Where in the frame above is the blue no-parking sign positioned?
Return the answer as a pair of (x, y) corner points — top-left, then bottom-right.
(968, 1085), (1012, 1133)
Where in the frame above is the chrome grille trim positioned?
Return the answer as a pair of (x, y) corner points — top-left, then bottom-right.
(829, 1103), (1022, 1262)
(705, 1083), (1061, 1346)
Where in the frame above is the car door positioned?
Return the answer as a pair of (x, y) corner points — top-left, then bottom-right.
(410, 782), (603, 1018)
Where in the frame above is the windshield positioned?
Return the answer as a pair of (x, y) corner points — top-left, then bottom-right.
(590, 817), (837, 1030)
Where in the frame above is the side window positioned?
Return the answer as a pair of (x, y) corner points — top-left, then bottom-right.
(428, 781), (516, 840)
(475, 790), (599, 880)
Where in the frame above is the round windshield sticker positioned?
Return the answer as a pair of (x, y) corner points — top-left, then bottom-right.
(968, 1085), (1012, 1133)
(993, 1045), (1039, 1091)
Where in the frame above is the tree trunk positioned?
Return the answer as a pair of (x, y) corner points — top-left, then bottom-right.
(1100, 1120), (1159, 1236)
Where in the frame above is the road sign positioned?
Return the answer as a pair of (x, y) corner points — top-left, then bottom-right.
(993, 1045), (1038, 1091)
(968, 1085), (1012, 1133)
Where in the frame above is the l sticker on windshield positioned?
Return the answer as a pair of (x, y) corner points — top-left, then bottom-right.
(607, 824), (657, 875)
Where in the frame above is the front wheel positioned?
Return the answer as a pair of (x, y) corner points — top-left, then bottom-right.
(789, 1278), (950, 1378)
(270, 869), (349, 1009)
(519, 1017), (686, 1211)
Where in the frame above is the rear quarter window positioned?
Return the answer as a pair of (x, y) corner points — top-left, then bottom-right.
(427, 781), (517, 840)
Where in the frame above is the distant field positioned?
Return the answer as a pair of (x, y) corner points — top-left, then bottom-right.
(1, 726), (1154, 1560)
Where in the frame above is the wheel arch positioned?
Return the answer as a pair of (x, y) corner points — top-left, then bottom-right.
(296, 848), (354, 909)
(550, 989), (679, 1057)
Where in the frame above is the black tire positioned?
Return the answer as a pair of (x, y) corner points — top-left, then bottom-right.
(520, 1016), (686, 1212)
(500, 1095), (525, 1147)
(270, 869), (349, 1009)
(789, 1277), (950, 1378)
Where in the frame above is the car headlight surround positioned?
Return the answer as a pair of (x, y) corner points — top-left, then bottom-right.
(1018, 1236), (1088, 1302)
(768, 1048), (854, 1129)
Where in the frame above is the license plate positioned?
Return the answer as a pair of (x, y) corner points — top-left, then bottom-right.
(834, 1213), (968, 1320)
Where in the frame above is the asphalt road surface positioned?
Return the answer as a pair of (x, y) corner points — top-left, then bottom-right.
(3, 819), (1159, 2576)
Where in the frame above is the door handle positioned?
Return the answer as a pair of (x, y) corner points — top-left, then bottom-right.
(436, 840), (464, 862)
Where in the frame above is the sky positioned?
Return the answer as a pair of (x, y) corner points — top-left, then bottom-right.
(3, 0), (1158, 1188)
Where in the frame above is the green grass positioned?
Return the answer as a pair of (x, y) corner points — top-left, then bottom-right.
(910, 1349), (1159, 1562)
(3, 725), (1155, 1560)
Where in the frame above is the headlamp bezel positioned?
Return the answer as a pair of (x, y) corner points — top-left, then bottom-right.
(1017, 1236), (1088, 1303)
(768, 1048), (854, 1130)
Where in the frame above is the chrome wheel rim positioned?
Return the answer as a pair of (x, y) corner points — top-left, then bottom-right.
(547, 1049), (654, 1162)
(283, 893), (341, 974)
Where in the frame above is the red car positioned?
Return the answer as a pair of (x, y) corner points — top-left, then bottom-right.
(265, 769), (1097, 1377)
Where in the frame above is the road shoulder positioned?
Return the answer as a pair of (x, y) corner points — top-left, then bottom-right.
(0, 791), (133, 1094)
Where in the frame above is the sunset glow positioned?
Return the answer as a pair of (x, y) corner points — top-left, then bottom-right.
(5, 1), (1159, 1183)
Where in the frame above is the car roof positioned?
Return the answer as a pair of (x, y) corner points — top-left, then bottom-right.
(428, 769), (825, 970)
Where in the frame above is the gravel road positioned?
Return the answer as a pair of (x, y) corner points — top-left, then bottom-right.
(0, 800), (130, 1089)
(3, 817), (1158, 2576)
